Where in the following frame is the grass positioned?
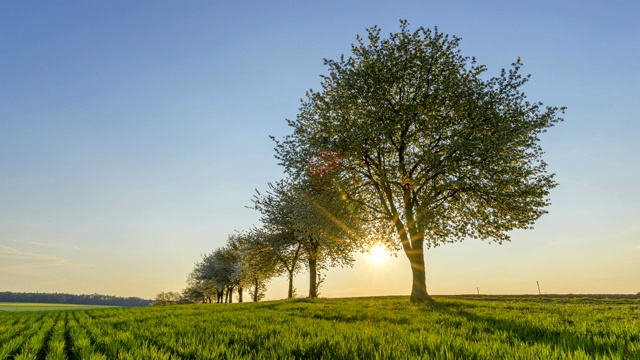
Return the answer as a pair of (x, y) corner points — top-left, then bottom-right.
(1, 296), (638, 359)
(0, 303), (112, 312)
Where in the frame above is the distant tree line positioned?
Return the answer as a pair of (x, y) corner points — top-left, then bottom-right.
(0, 291), (153, 306)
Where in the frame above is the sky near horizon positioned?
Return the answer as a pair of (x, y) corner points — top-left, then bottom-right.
(1, 1), (638, 300)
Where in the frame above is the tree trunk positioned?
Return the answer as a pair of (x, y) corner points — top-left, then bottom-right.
(408, 251), (429, 302)
(395, 211), (430, 302)
(238, 287), (243, 303)
(308, 246), (318, 298)
(287, 270), (294, 299)
(253, 277), (259, 302)
(227, 286), (233, 303)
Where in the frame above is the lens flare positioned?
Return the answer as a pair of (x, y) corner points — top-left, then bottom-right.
(308, 149), (343, 177)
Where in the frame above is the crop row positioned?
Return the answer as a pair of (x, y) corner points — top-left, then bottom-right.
(1, 312), (56, 360)
(1, 297), (639, 359)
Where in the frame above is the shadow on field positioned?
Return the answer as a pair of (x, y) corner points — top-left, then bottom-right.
(424, 299), (615, 357)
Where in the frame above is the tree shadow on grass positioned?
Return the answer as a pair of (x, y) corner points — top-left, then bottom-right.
(423, 299), (635, 358)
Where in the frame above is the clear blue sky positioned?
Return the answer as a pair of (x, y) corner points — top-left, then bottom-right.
(1, 1), (638, 299)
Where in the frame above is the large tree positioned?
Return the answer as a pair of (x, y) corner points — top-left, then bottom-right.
(275, 21), (564, 302)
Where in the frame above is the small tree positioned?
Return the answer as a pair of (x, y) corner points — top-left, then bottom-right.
(181, 285), (203, 304)
(229, 231), (279, 302)
(153, 291), (181, 306)
(242, 227), (299, 299)
(275, 21), (564, 302)
(194, 250), (233, 303)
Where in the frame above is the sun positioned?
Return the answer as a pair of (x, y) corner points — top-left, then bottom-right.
(369, 245), (389, 264)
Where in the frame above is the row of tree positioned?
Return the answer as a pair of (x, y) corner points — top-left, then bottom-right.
(182, 174), (362, 303)
(184, 21), (563, 303)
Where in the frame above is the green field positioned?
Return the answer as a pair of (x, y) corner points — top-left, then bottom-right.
(1, 296), (638, 359)
(0, 303), (112, 312)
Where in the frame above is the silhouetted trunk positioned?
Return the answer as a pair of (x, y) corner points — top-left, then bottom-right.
(308, 242), (319, 298)
(287, 270), (294, 299)
(227, 286), (233, 303)
(308, 258), (317, 298)
(238, 287), (243, 303)
(395, 205), (430, 303)
(409, 250), (428, 302)
(287, 242), (302, 298)
(405, 237), (429, 302)
(253, 277), (259, 302)
(217, 290), (223, 303)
